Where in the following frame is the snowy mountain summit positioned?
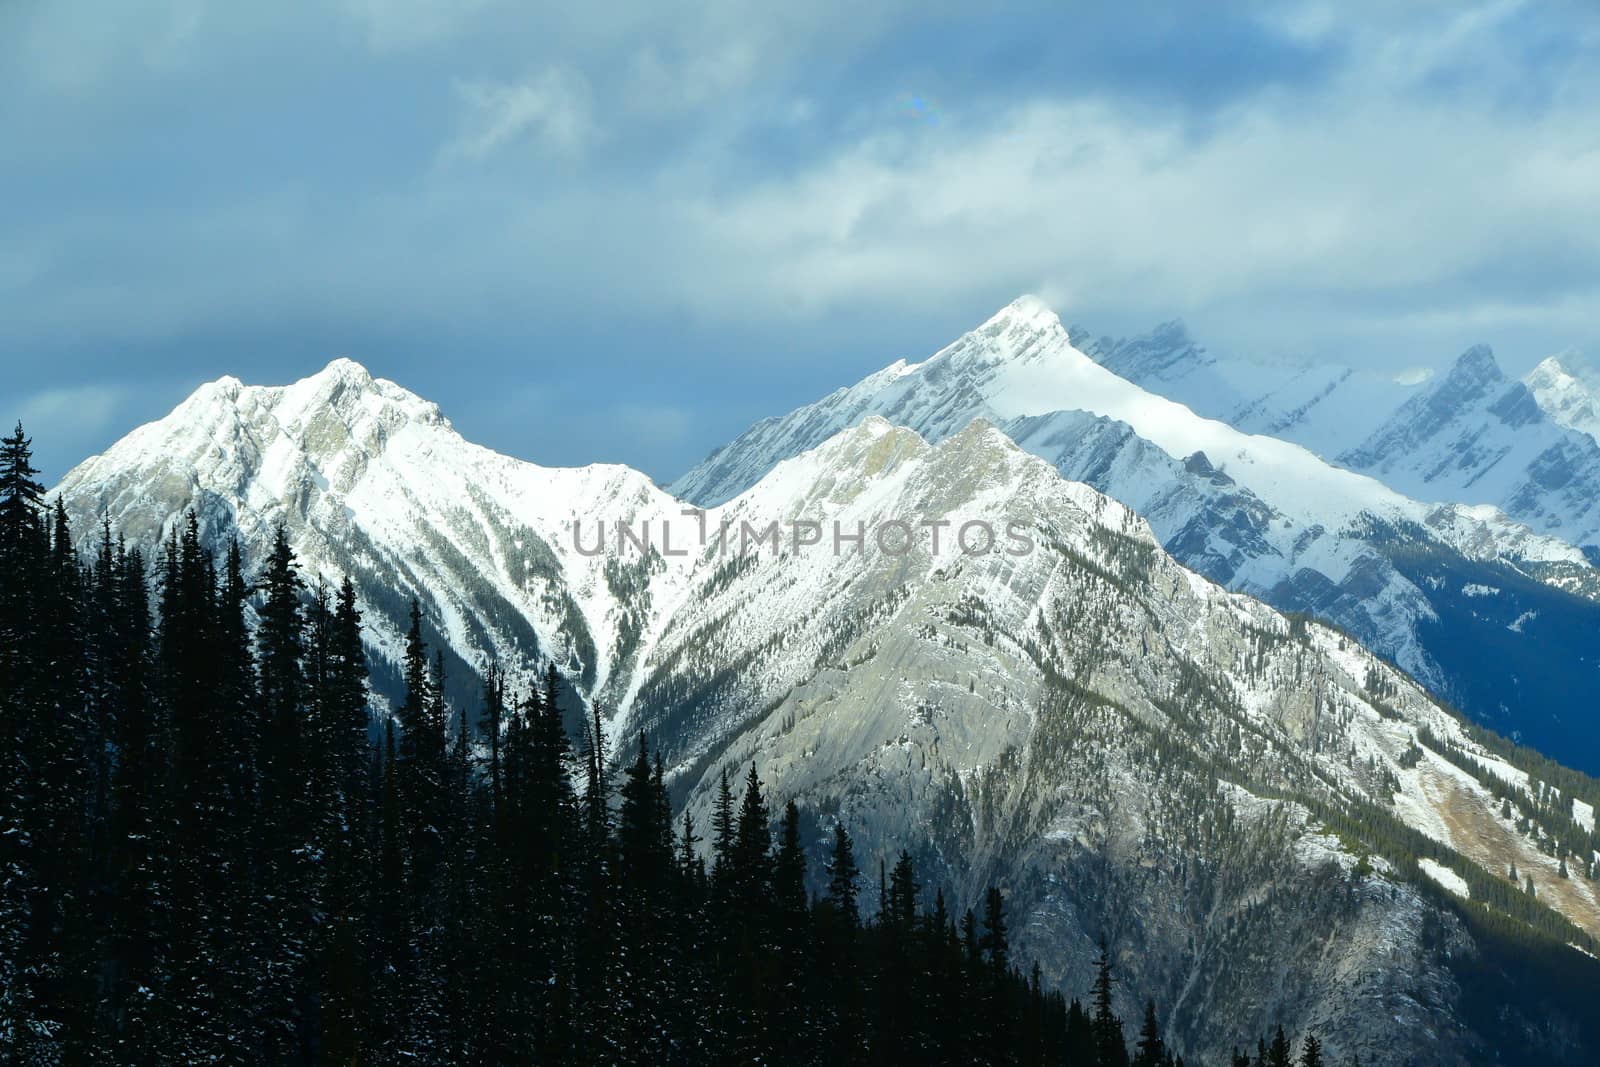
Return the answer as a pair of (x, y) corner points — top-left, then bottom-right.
(55, 357), (679, 701)
(1526, 350), (1600, 445)
(675, 297), (1600, 760)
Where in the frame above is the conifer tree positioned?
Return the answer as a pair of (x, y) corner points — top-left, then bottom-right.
(774, 801), (808, 930)
(731, 763), (772, 912)
(773, 799), (809, 1011)
(1093, 939), (1129, 1067)
(1134, 1000), (1169, 1067)
(678, 809), (703, 883)
(254, 527), (313, 1060)
(1268, 1025), (1293, 1067)
(887, 850), (919, 928)
(0, 422), (53, 1060)
(981, 886), (1009, 974)
(826, 822), (861, 925)
(0, 421), (43, 543)
(711, 766), (736, 886)
(316, 576), (372, 1062)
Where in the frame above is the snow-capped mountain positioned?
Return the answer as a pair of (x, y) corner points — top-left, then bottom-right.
(1069, 320), (1419, 460)
(1337, 346), (1600, 549)
(1077, 320), (1600, 553)
(47, 360), (1600, 1062)
(51, 358), (688, 709)
(1525, 351), (1600, 446)
(673, 298), (1600, 764)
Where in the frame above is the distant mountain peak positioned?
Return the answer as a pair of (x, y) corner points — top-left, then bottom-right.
(1532, 348), (1600, 389)
(980, 294), (1067, 338)
(999, 292), (1055, 319)
(1526, 349), (1600, 445)
(1149, 318), (1191, 344)
(177, 359), (442, 434)
(1072, 318), (1209, 383)
(1439, 343), (1505, 393)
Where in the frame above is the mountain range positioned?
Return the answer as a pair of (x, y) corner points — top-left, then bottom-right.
(1076, 318), (1600, 552)
(675, 298), (1600, 766)
(45, 303), (1600, 1064)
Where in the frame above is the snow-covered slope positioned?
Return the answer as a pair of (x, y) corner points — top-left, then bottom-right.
(1526, 351), (1600, 446)
(52, 358), (686, 705)
(1336, 346), (1600, 548)
(672, 298), (1600, 760)
(1076, 320), (1600, 553)
(1070, 320), (1420, 459)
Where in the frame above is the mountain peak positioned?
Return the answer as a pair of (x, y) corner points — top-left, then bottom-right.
(984, 294), (1064, 334)
(1525, 349), (1600, 444)
(188, 373), (245, 405)
(312, 356), (377, 389)
(1532, 349), (1600, 390)
(273, 359), (447, 435)
(1150, 318), (1191, 345)
(1075, 319), (1207, 383)
(1402, 343), (1508, 414)
(1007, 293), (1052, 315)
(946, 415), (1010, 449)
(1446, 342), (1504, 384)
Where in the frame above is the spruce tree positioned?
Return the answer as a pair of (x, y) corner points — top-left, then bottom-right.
(1268, 1025), (1292, 1067)
(254, 527), (314, 1061)
(1093, 939), (1129, 1067)
(731, 763), (772, 912)
(826, 822), (861, 925)
(981, 886), (1009, 974)
(0, 421), (43, 542)
(887, 850), (919, 928)
(0, 422), (48, 1059)
(1134, 1000), (1169, 1067)
(711, 766), (736, 888)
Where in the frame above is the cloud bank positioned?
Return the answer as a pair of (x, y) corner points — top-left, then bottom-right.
(2, 1), (1597, 480)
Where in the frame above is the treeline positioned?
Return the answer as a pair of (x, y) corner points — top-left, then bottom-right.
(2, 423), (1325, 1064)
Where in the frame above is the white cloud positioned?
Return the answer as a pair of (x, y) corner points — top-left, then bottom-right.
(633, 71), (1600, 366)
(5, 0), (1598, 383)
(443, 68), (596, 161)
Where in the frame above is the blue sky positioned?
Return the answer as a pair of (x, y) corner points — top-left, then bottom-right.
(4, 1), (1599, 483)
